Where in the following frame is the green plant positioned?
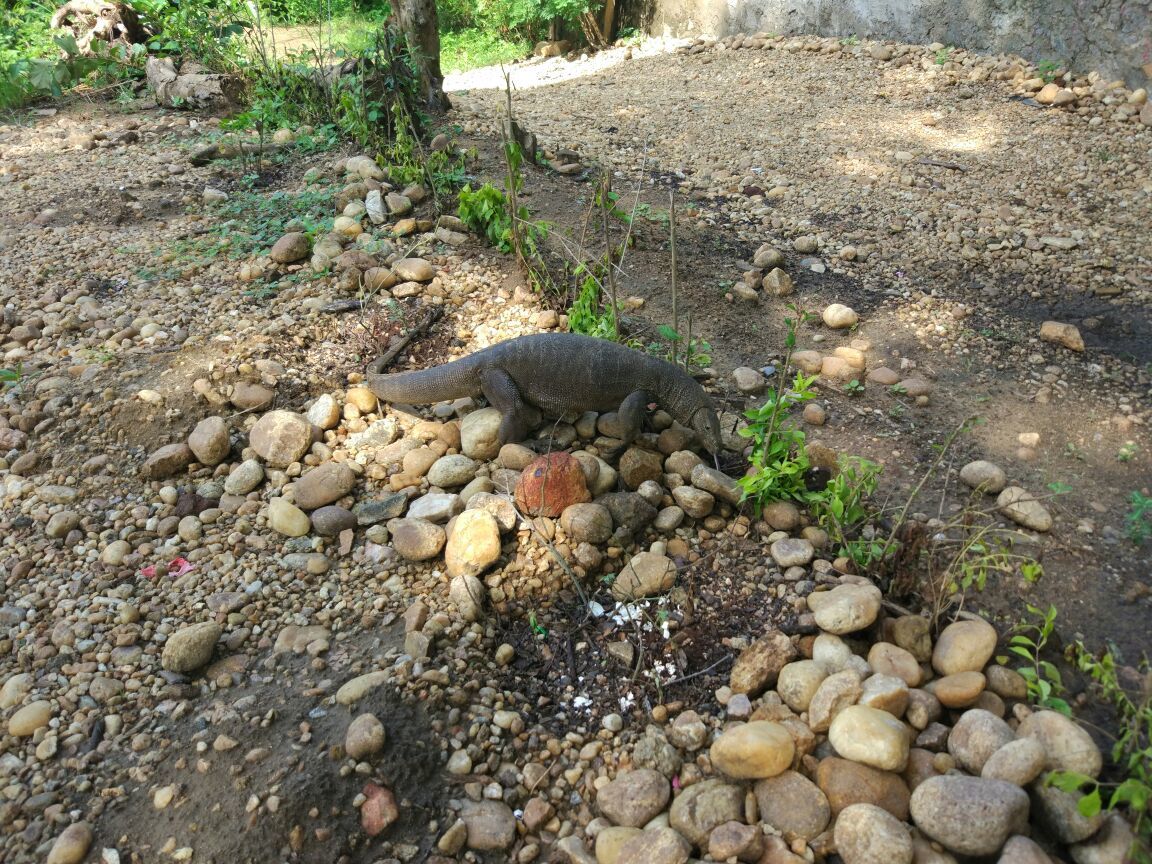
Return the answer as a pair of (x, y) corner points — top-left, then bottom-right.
(1127, 492), (1152, 545)
(934, 45), (953, 64)
(844, 379), (865, 396)
(632, 202), (669, 226)
(1007, 604), (1070, 714)
(1118, 441), (1138, 462)
(1037, 58), (1061, 83)
(839, 34), (860, 47)
(1045, 645), (1152, 859)
(458, 182), (514, 248)
(737, 371), (819, 511)
(737, 307), (823, 512)
(648, 326), (711, 370)
(811, 456), (882, 554)
(568, 273), (617, 340)
(134, 0), (251, 74)
(617, 26), (643, 46)
(1, 365), (23, 388)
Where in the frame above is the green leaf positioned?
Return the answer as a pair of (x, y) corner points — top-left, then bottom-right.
(1077, 787), (1102, 819)
(1046, 771), (1096, 793)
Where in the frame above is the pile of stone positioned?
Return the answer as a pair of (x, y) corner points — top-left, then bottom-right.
(542, 612), (1131, 864)
(235, 152), (468, 299)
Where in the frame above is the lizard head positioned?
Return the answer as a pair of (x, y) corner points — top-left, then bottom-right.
(690, 406), (723, 455)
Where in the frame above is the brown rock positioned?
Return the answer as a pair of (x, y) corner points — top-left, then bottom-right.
(710, 721), (795, 779)
(931, 671), (986, 708)
(730, 630), (797, 696)
(619, 447), (665, 489)
(230, 381), (276, 411)
(816, 756), (911, 819)
(270, 232), (311, 263)
(754, 770), (831, 840)
(612, 552), (676, 600)
(294, 462), (357, 509)
(668, 778), (744, 848)
(444, 508), (502, 578)
(187, 416), (230, 466)
(141, 442), (194, 479)
(514, 452), (591, 516)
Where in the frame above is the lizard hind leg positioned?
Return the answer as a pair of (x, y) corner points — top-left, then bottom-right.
(480, 368), (538, 446)
(601, 389), (652, 460)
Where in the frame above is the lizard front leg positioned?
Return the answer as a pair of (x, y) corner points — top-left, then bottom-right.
(480, 368), (540, 445)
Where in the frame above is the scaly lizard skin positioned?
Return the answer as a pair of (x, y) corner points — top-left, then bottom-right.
(366, 332), (722, 453)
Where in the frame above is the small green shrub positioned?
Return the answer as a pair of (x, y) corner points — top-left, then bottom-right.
(738, 371), (819, 510)
(1009, 622), (1152, 860)
(1007, 604), (1071, 714)
(645, 325), (710, 370)
(1037, 58), (1061, 83)
(1127, 492), (1152, 545)
(568, 274), (617, 340)
(458, 182), (514, 249)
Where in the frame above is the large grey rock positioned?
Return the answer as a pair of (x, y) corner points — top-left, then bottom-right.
(997, 486), (1053, 532)
(294, 461), (356, 509)
(596, 769), (670, 827)
(834, 803), (913, 864)
(982, 737), (1047, 786)
(910, 775), (1030, 857)
(948, 709), (1015, 774)
(1031, 776), (1107, 844)
(1070, 813), (1137, 864)
(667, 778), (743, 848)
(1017, 710), (1103, 777)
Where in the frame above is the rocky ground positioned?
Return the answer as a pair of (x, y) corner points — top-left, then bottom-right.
(0, 31), (1149, 864)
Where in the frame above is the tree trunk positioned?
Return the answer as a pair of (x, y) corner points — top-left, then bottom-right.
(395, 0), (450, 113)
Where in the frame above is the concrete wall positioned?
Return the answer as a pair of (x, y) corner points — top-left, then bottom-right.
(628, 0), (1152, 86)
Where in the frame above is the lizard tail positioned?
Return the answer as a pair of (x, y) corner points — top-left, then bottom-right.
(366, 355), (483, 406)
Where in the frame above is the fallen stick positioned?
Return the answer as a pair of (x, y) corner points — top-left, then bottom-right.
(916, 158), (968, 171)
(189, 141), (288, 166)
(368, 305), (444, 374)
